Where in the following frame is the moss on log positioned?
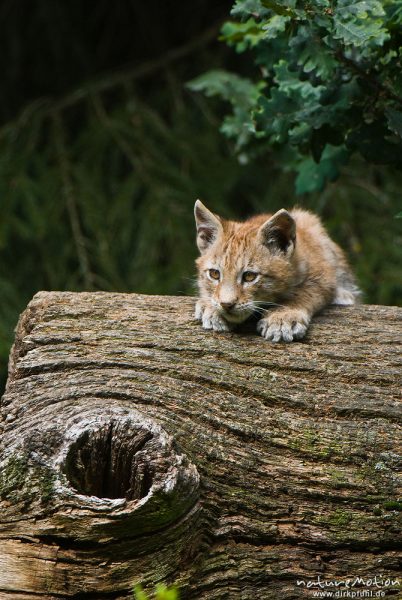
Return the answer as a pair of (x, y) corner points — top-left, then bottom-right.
(0, 292), (401, 599)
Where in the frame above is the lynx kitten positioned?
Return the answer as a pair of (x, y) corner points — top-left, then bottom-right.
(194, 200), (360, 342)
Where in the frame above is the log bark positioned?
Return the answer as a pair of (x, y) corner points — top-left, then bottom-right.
(0, 291), (401, 599)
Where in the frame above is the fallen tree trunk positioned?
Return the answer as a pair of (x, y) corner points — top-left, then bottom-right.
(0, 291), (401, 599)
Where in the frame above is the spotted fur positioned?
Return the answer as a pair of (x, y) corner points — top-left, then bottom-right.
(194, 200), (360, 342)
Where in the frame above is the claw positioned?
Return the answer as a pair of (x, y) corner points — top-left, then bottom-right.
(257, 310), (309, 343)
(195, 300), (231, 332)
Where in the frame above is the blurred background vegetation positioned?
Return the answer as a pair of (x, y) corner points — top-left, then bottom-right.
(0, 0), (401, 394)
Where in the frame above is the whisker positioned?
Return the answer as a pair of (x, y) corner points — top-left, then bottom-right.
(252, 301), (286, 309)
(241, 303), (267, 316)
(251, 309), (266, 316)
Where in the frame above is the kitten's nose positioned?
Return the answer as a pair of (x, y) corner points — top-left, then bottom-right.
(220, 301), (236, 311)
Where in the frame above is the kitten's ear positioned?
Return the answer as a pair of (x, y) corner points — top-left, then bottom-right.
(259, 209), (296, 256)
(194, 200), (223, 253)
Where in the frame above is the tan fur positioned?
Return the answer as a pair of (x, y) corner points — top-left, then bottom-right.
(194, 201), (360, 342)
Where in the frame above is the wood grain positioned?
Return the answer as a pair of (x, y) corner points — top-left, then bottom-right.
(0, 292), (401, 599)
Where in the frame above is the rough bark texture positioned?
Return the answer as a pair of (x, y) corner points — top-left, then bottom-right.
(0, 292), (401, 600)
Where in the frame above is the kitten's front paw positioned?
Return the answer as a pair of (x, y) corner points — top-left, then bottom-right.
(195, 300), (231, 332)
(257, 309), (309, 342)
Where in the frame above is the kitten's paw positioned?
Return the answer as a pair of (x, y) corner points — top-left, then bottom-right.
(195, 300), (231, 332)
(257, 309), (309, 343)
(194, 300), (205, 321)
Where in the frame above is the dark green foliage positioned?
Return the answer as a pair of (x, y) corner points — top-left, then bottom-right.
(0, 0), (230, 123)
(189, 0), (402, 191)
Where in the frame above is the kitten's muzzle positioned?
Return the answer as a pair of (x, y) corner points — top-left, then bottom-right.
(221, 305), (253, 324)
(220, 301), (236, 311)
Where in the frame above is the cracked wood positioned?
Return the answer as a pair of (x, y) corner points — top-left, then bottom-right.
(0, 292), (401, 599)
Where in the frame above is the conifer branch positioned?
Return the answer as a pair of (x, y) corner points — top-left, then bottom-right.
(0, 21), (222, 137)
(52, 112), (95, 289)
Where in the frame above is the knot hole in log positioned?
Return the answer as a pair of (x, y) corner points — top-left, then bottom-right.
(0, 404), (206, 597)
(64, 422), (154, 501)
(0, 405), (203, 545)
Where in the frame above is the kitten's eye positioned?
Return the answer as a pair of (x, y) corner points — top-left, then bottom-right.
(242, 271), (258, 283)
(208, 268), (221, 281)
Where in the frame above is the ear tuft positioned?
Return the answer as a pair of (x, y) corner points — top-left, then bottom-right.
(259, 209), (296, 255)
(194, 200), (222, 254)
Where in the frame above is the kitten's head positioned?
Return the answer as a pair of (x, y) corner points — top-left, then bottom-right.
(194, 200), (297, 324)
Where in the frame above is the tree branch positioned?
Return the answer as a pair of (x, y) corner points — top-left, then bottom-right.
(52, 112), (95, 289)
(0, 21), (223, 137)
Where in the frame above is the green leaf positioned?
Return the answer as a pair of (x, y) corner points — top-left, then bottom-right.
(311, 128), (327, 162)
(295, 145), (349, 194)
(221, 113), (257, 148)
(256, 92), (296, 143)
(155, 584), (179, 600)
(336, 1), (385, 19)
(231, 0), (270, 19)
(289, 26), (337, 79)
(385, 107), (402, 138)
(133, 585), (149, 600)
(220, 18), (265, 52)
(188, 70), (263, 149)
(187, 70), (261, 108)
(379, 49), (398, 65)
(333, 1), (389, 50)
(333, 18), (389, 47)
(301, 48), (336, 79)
(273, 60), (325, 99)
(262, 15), (290, 39)
(260, 0), (296, 17)
(346, 121), (402, 164)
